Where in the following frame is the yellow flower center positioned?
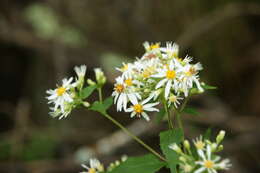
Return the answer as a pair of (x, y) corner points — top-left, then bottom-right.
(88, 168), (96, 173)
(121, 64), (128, 72)
(115, 84), (124, 93)
(166, 70), (176, 79)
(185, 67), (196, 77)
(195, 141), (205, 150)
(133, 104), (143, 114)
(56, 87), (66, 96)
(169, 95), (177, 102)
(124, 79), (133, 86)
(150, 43), (160, 50)
(204, 160), (214, 169)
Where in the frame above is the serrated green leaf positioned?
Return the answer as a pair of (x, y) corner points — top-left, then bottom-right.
(155, 108), (166, 123)
(202, 84), (217, 90)
(183, 107), (200, 116)
(80, 85), (96, 99)
(160, 129), (183, 173)
(110, 154), (166, 173)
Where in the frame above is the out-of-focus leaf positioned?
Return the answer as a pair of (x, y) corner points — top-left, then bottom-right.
(110, 154), (165, 173)
(183, 107), (200, 116)
(160, 129), (183, 173)
(80, 85), (96, 99)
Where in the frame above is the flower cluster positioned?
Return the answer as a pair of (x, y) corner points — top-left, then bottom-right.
(169, 130), (231, 173)
(46, 65), (107, 119)
(112, 42), (204, 121)
(81, 156), (127, 173)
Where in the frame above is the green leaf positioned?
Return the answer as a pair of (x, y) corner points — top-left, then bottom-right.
(160, 129), (183, 173)
(80, 85), (96, 99)
(155, 108), (166, 123)
(183, 107), (200, 116)
(89, 97), (113, 114)
(103, 97), (113, 110)
(110, 154), (166, 173)
(203, 128), (212, 140)
(202, 84), (217, 90)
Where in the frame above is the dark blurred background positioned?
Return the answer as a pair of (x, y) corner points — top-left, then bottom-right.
(1, 0), (260, 172)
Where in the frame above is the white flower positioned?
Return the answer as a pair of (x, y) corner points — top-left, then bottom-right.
(143, 41), (161, 53)
(112, 76), (141, 111)
(195, 145), (231, 173)
(168, 94), (183, 108)
(116, 62), (134, 78)
(126, 96), (159, 121)
(153, 60), (181, 99)
(169, 143), (182, 154)
(193, 135), (205, 151)
(46, 77), (74, 112)
(49, 106), (72, 119)
(75, 65), (87, 78)
(179, 63), (203, 96)
(160, 42), (179, 58)
(81, 158), (104, 173)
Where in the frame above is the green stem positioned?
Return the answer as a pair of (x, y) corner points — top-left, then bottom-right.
(164, 103), (174, 129)
(176, 111), (183, 131)
(98, 88), (103, 103)
(103, 112), (166, 162)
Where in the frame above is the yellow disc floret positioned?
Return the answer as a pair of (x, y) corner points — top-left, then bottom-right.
(133, 104), (143, 114)
(121, 64), (128, 72)
(115, 84), (124, 93)
(204, 160), (214, 169)
(194, 141), (205, 150)
(88, 168), (96, 173)
(150, 43), (160, 50)
(186, 67), (197, 77)
(56, 87), (66, 96)
(166, 70), (176, 79)
(124, 79), (133, 86)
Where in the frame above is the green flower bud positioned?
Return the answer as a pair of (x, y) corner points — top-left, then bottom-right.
(184, 140), (190, 150)
(83, 102), (90, 108)
(87, 79), (96, 86)
(94, 68), (106, 86)
(216, 130), (225, 144)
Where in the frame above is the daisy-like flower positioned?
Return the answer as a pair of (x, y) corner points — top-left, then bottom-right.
(126, 96), (159, 121)
(180, 62), (204, 96)
(75, 65), (87, 78)
(195, 145), (231, 173)
(46, 77), (74, 112)
(160, 42), (179, 59)
(74, 65), (87, 89)
(153, 60), (181, 99)
(143, 41), (161, 53)
(116, 62), (134, 78)
(49, 104), (73, 119)
(81, 158), (104, 173)
(112, 76), (141, 111)
(193, 135), (206, 151)
(168, 94), (183, 108)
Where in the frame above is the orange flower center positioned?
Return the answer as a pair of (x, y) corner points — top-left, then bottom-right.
(133, 104), (143, 114)
(115, 84), (124, 93)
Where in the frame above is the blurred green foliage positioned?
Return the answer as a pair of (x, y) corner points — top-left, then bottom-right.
(24, 4), (85, 46)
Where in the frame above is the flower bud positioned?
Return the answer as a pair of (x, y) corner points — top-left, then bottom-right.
(83, 102), (90, 108)
(87, 79), (96, 86)
(217, 145), (224, 152)
(216, 130), (225, 144)
(169, 143), (182, 154)
(94, 68), (106, 86)
(184, 140), (190, 150)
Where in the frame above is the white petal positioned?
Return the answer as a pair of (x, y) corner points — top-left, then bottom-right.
(156, 79), (167, 89)
(194, 167), (206, 173)
(165, 80), (172, 99)
(141, 112), (150, 121)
